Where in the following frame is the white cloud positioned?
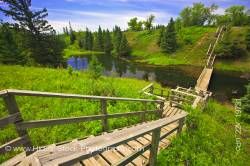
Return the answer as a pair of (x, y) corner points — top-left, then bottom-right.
(47, 8), (176, 32)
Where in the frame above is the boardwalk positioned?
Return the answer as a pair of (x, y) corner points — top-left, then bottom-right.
(0, 26), (225, 166)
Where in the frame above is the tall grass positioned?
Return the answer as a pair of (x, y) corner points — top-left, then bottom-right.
(0, 65), (166, 163)
(157, 100), (250, 165)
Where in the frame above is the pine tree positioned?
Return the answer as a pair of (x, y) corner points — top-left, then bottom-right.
(119, 34), (130, 56)
(113, 26), (122, 55)
(103, 29), (112, 54)
(0, 0), (64, 66)
(96, 26), (103, 51)
(69, 21), (76, 45)
(161, 18), (177, 53)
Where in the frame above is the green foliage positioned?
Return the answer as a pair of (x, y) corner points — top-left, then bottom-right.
(225, 5), (248, 26)
(88, 55), (103, 79)
(103, 30), (113, 54)
(69, 22), (76, 45)
(128, 17), (143, 31)
(0, 0), (64, 66)
(160, 18), (177, 53)
(118, 34), (131, 56)
(179, 3), (218, 26)
(84, 28), (93, 50)
(0, 23), (23, 64)
(143, 14), (155, 30)
(157, 100), (250, 165)
(0, 65), (162, 163)
(216, 28), (247, 58)
(67, 66), (73, 75)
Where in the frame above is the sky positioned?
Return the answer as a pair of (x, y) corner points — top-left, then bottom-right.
(0, 0), (250, 32)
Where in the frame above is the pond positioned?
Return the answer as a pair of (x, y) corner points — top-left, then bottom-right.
(67, 54), (249, 103)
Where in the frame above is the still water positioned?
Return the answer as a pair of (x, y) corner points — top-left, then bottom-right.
(67, 55), (249, 102)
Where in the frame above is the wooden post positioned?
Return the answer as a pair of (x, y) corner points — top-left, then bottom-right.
(149, 128), (161, 166)
(177, 117), (185, 134)
(100, 99), (108, 132)
(158, 102), (164, 118)
(141, 102), (146, 122)
(3, 94), (33, 155)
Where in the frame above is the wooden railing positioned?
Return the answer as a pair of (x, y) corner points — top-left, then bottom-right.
(24, 112), (188, 166)
(0, 89), (164, 156)
(141, 83), (169, 100)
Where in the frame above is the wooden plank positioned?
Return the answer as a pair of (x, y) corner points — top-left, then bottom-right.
(149, 128), (161, 166)
(5, 89), (162, 103)
(0, 152), (26, 166)
(116, 144), (146, 166)
(26, 113), (188, 165)
(0, 135), (28, 154)
(114, 143), (151, 166)
(17, 110), (158, 129)
(100, 149), (125, 165)
(0, 90), (7, 96)
(82, 156), (105, 166)
(127, 140), (150, 159)
(0, 112), (21, 128)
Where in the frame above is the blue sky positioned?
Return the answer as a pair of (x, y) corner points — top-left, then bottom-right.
(0, 0), (250, 32)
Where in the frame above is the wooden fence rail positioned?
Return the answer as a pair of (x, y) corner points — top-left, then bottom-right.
(0, 89), (164, 156)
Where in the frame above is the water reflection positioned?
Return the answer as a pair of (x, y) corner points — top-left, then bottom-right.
(67, 55), (249, 102)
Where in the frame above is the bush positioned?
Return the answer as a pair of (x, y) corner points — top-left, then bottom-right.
(88, 55), (103, 79)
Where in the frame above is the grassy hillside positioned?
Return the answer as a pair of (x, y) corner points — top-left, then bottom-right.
(125, 26), (216, 66)
(0, 65), (163, 163)
(157, 101), (250, 165)
(215, 27), (250, 72)
(126, 26), (250, 72)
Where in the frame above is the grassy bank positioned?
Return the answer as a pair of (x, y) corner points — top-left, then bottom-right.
(0, 65), (164, 163)
(215, 27), (250, 72)
(157, 100), (250, 165)
(125, 26), (250, 72)
(126, 26), (216, 66)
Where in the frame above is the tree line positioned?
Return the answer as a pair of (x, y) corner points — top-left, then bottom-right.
(63, 24), (130, 57)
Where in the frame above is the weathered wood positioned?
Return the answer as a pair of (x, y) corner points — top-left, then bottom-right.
(177, 118), (185, 134)
(114, 143), (151, 166)
(0, 135), (28, 154)
(141, 83), (153, 92)
(17, 110), (158, 129)
(0, 112), (21, 128)
(29, 113), (187, 166)
(149, 128), (161, 166)
(101, 99), (108, 132)
(3, 94), (33, 155)
(5, 89), (162, 103)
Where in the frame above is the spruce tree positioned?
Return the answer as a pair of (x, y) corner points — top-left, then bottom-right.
(69, 21), (76, 45)
(113, 26), (122, 55)
(96, 26), (103, 51)
(0, 0), (64, 66)
(103, 29), (112, 54)
(161, 18), (177, 53)
(119, 34), (130, 56)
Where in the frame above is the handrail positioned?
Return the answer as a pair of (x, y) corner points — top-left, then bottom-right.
(0, 89), (164, 156)
(23, 112), (188, 166)
(0, 89), (162, 103)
